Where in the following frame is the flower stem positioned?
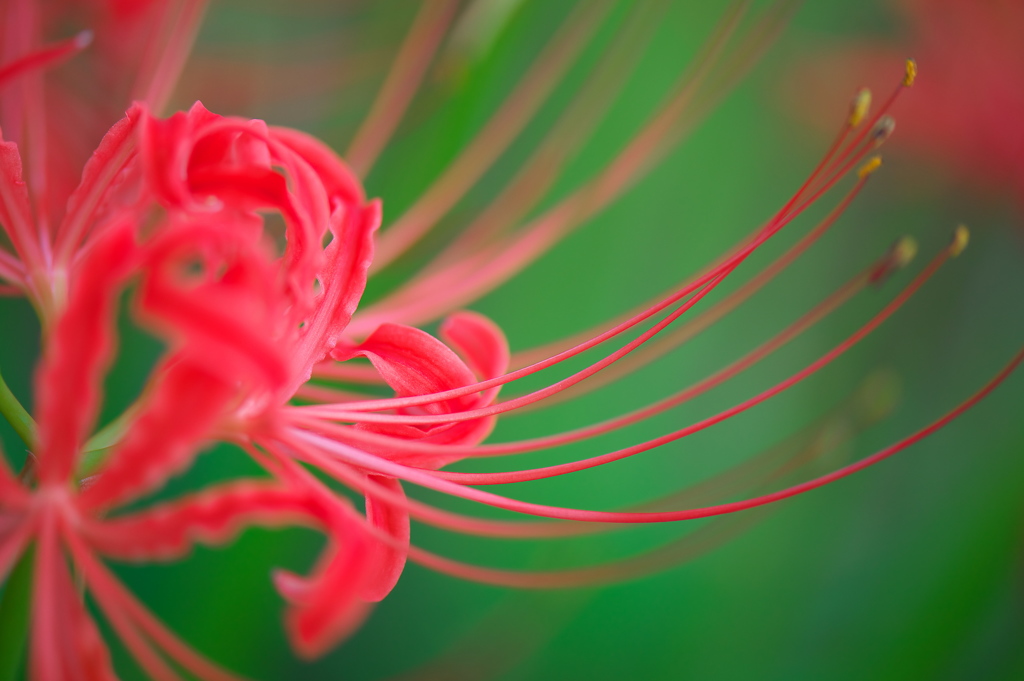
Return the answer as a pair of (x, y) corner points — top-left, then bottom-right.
(0, 548), (33, 681)
(0, 369), (36, 449)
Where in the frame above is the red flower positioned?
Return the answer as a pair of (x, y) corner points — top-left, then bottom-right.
(1, 2), (1023, 679)
(789, 0), (1024, 213)
(0, 0), (211, 309)
(0, 200), (393, 676)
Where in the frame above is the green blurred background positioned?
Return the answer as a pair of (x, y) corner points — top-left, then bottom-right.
(2, 1), (1023, 679)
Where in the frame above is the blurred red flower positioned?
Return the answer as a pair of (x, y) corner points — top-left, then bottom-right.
(790, 0), (1024, 213)
(0, 1), (1022, 679)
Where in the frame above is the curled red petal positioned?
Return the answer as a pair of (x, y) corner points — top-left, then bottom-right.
(139, 101), (221, 210)
(84, 482), (323, 560)
(273, 515), (375, 659)
(269, 125), (365, 207)
(287, 199), (380, 394)
(341, 323), (477, 412)
(79, 363), (236, 512)
(331, 315), (509, 469)
(35, 223), (137, 484)
(140, 102), (362, 334)
(439, 310), (510, 406)
(84, 479), (380, 658)
(136, 222), (290, 392)
(360, 474), (410, 602)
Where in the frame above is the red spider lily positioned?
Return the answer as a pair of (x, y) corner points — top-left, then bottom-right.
(0, 0), (207, 309)
(1, 0), (1023, 679)
(788, 0), (1024, 214)
(0, 203), (399, 677)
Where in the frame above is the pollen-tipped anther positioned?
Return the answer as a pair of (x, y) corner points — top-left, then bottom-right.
(858, 155), (882, 178)
(903, 59), (917, 87)
(949, 225), (970, 257)
(871, 116), (896, 146)
(848, 88), (872, 127)
(891, 236), (919, 269)
(871, 236), (917, 285)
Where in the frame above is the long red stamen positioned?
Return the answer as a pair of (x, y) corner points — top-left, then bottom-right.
(0, 30), (92, 88)
(352, 1), (775, 330)
(133, 0), (209, 113)
(65, 530), (247, 681)
(403, 510), (766, 589)
(290, 237), (900, 458)
(304, 151), (876, 420)
(294, 181), (882, 427)
(278, 387), (878, 539)
(421, 243), (942, 480)
(283, 333), (1021, 523)
(512, 172), (872, 407)
(420, 0), (722, 274)
(505, 83), (875, 371)
(369, 0), (615, 271)
(345, 0), (461, 177)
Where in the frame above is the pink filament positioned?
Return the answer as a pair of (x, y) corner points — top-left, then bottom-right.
(289, 246), (876, 460)
(345, 0), (461, 177)
(65, 528), (248, 681)
(369, 0), (615, 271)
(283, 338), (1022, 523)
(0, 30), (91, 88)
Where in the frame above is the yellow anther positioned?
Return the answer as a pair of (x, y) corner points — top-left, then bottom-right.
(903, 59), (917, 87)
(848, 88), (872, 127)
(871, 116), (896, 145)
(891, 236), (918, 268)
(858, 156), (882, 178)
(949, 225), (970, 256)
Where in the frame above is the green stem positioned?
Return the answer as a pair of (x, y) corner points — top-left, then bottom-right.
(0, 371), (35, 679)
(0, 548), (33, 681)
(0, 370), (35, 449)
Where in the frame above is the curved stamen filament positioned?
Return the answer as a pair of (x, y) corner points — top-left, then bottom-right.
(418, 0), (672, 274)
(282, 334), (1022, 523)
(275, 380), (880, 540)
(369, 0), (616, 271)
(294, 172), (884, 427)
(403, 510), (766, 589)
(504, 78), (884, 371)
(133, 0), (209, 113)
(345, 0), (461, 178)
(303, 148), (877, 420)
(290, 237), (899, 460)
(352, 0), (781, 328)
(349, 62), (889, 342)
(63, 529), (246, 681)
(510, 171), (873, 407)
(0, 30), (92, 88)
(352, 1), (785, 331)
(351, 243), (942, 483)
